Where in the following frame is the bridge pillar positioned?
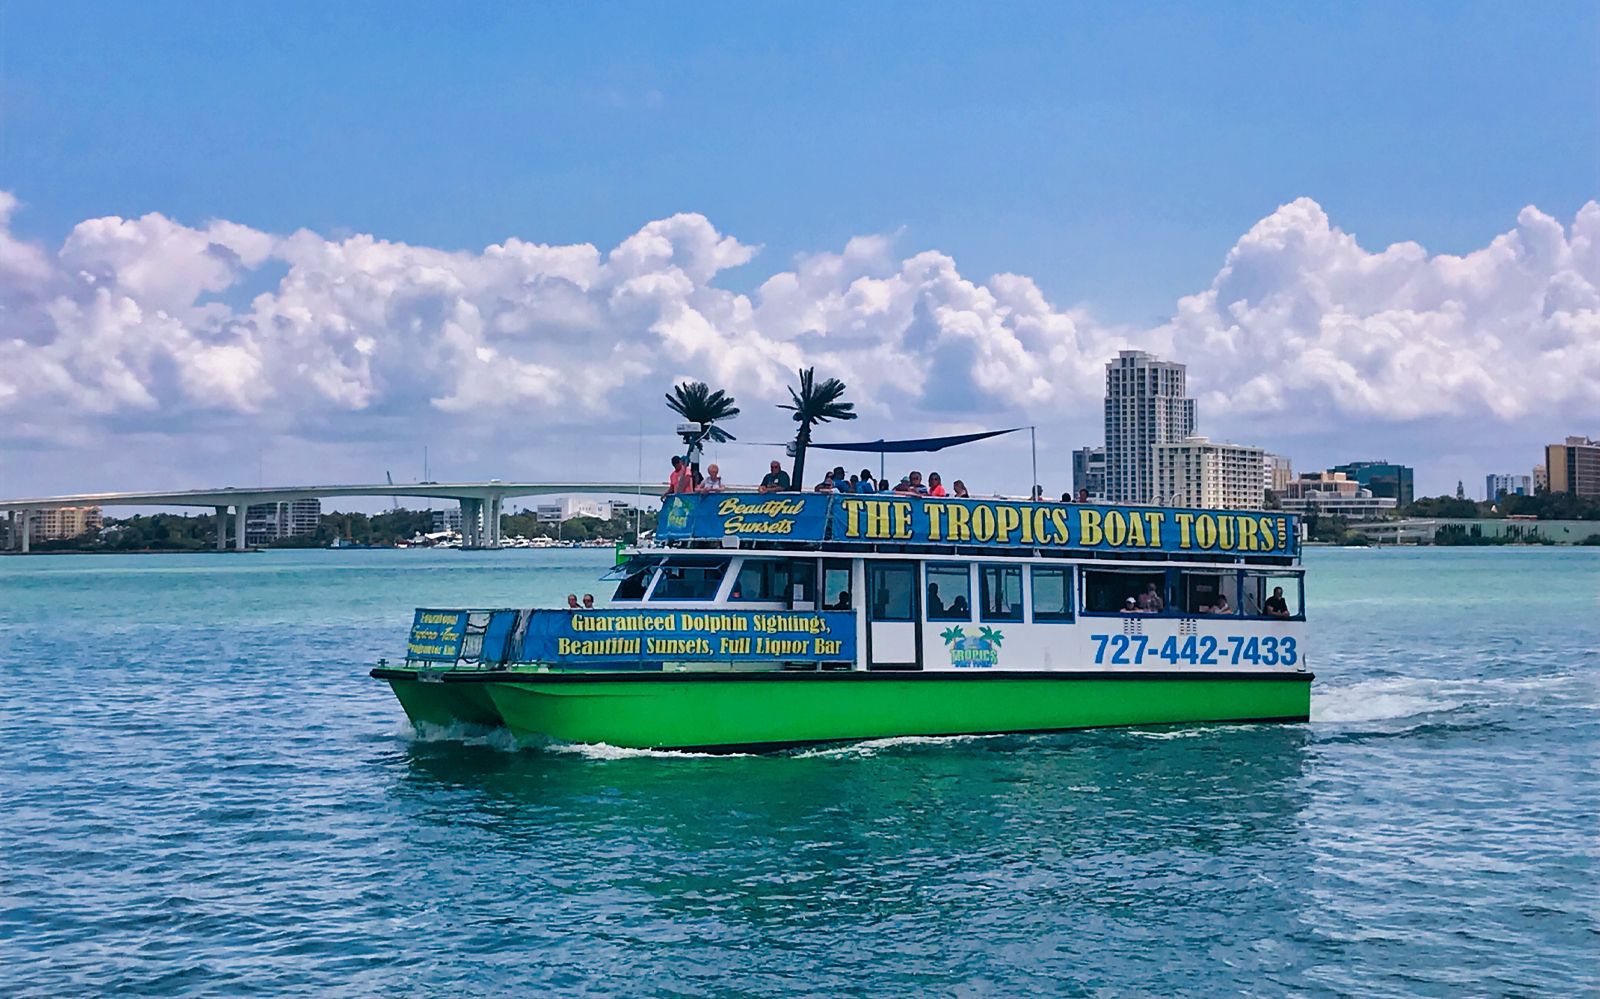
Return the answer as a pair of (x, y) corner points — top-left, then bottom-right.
(215, 506), (228, 551)
(234, 505), (247, 551)
(487, 494), (504, 548)
(458, 498), (478, 548)
(20, 510), (30, 554)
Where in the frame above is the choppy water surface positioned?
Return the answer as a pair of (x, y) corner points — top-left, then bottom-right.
(1, 547), (1595, 996)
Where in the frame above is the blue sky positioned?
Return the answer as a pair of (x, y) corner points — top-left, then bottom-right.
(0, 3), (1596, 500)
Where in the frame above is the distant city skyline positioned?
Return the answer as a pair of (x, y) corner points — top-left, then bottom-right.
(0, 5), (1595, 504)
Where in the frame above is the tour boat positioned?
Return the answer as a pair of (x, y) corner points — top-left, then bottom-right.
(372, 492), (1311, 751)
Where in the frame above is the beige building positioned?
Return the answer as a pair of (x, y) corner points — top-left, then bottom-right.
(1264, 453), (1293, 495)
(25, 506), (104, 542)
(1545, 436), (1599, 498)
(1278, 471), (1396, 521)
(1153, 437), (1266, 510)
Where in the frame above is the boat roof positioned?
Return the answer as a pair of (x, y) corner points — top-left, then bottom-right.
(652, 493), (1300, 565)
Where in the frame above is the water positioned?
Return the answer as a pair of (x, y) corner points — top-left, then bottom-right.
(1, 547), (1595, 997)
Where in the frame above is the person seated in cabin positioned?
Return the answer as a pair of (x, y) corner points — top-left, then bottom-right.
(697, 463), (724, 493)
(1264, 586), (1291, 618)
(926, 582), (945, 616)
(949, 594), (969, 616)
(927, 472), (948, 497)
(759, 460), (792, 493)
(663, 456), (686, 498)
(1136, 582), (1165, 613)
(827, 590), (851, 610)
(1209, 593), (1230, 614)
(952, 479), (970, 498)
(566, 594), (581, 609)
(1077, 488), (1090, 503)
(1121, 596), (1139, 614)
(582, 593), (596, 609)
(857, 469), (877, 493)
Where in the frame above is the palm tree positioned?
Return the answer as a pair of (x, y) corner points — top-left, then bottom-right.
(664, 381), (740, 466)
(778, 367), (857, 489)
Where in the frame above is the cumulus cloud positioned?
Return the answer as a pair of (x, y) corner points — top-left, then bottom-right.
(0, 193), (1595, 465)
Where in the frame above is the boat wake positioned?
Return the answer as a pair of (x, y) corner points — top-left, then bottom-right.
(545, 742), (754, 760)
(791, 733), (1004, 758)
(406, 721), (522, 753)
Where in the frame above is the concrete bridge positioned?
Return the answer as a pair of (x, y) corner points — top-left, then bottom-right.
(0, 482), (665, 552)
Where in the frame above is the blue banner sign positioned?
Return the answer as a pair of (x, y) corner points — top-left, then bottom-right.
(407, 609), (468, 661)
(654, 493), (1297, 556)
(517, 608), (855, 663)
(656, 493), (833, 542)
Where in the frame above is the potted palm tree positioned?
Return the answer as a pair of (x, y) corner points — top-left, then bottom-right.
(779, 367), (857, 489)
(664, 381), (740, 467)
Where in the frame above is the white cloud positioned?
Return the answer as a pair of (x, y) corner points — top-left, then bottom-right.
(0, 193), (1595, 484)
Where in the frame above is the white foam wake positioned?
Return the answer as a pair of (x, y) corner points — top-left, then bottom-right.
(1312, 678), (1463, 724)
(406, 721), (522, 753)
(546, 742), (755, 760)
(791, 733), (1003, 758)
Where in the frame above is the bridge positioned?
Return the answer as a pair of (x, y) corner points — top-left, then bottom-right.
(0, 482), (666, 552)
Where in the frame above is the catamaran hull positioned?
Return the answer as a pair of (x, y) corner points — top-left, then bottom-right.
(375, 669), (1311, 751)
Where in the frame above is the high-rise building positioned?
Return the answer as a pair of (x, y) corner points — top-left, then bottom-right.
(1544, 436), (1600, 498)
(16, 506), (103, 542)
(1329, 460), (1415, 508)
(1071, 446), (1107, 500)
(244, 499), (322, 546)
(1104, 350), (1195, 504)
(1485, 474), (1532, 501)
(1152, 437), (1266, 510)
(431, 507), (464, 533)
(1533, 464), (1548, 491)
(1264, 454), (1294, 496)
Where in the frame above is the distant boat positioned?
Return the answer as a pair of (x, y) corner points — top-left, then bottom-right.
(328, 537), (379, 550)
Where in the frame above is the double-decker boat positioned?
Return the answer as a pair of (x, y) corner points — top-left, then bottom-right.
(372, 491), (1311, 751)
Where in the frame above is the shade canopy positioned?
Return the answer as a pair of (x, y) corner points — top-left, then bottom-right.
(807, 428), (1023, 454)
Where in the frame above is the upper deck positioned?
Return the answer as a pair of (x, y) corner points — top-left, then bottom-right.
(656, 492), (1300, 566)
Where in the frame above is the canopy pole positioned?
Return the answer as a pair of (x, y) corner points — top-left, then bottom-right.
(1030, 426), (1038, 500)
(879, 447), (884, 484)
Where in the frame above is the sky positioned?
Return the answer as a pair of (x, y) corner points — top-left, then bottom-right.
(0, 2), (1596, 504)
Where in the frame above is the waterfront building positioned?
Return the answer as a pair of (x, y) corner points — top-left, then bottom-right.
(25, 506), (104, 542)
(1071, 446), (1107, 500)
(535, 497), (613, 523)
(1152, 437), (1266, 510)
(431, 508), (464, 533)
(1104, 351), (1195, 504)
(244, 499), (321, 546)
(1544, 436), (1599, 498)
(1329, 460), (1414, 508)
(1279, 471), (1396, 522)
(1533, 464), (1548, 492)
(1485, 473), (1532, 501)
(1264, 454), (1293, 496)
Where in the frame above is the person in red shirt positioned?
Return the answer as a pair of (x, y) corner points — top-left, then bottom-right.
(927, 472), (948, 497)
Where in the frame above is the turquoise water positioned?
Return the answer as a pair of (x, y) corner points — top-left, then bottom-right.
(1, 547), (1595, 996)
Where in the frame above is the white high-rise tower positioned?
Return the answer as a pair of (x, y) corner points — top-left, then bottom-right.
(1104, 350), (1195, 504)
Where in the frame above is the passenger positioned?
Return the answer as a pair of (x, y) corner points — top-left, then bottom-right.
(1121, 596), (1139, 614)
(759, 460), (792, 493)
(858, 469), (878, 494)
(878, 478), (891, 492)
(907, 471), (929, 495)
(662, 456), (685, 498)
(892, 475), (915, 494)
(949, 595), (969, 616)
(1264, 586), (1291, 618)
(1210, 593), (1231, 614)
(846, 474), (860, 492)
(1076, 488), (1090, 503)
(829, 590), (851, 610)
(682, 463), (702, 493)
(582, 593), (596, 609)
(1136, 582), (1165, 613)
(926, 582), (945, 615)
(697, 463), (724, 493)
(927, 472), (948, 497)
(814, 471), (837, 492)
(1030, 485), (1045, 502)
(952, 479), (970, 498)
(566, 593), (581, 609)
(832, 467), (851, 493)
(1060, 492), (1073, 503)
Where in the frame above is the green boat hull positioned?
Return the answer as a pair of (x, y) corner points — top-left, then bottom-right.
(376, 669), (1312, 751)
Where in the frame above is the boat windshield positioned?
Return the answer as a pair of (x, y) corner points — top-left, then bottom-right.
(611, 560), (657, 601)
(651, 557), (730, 601)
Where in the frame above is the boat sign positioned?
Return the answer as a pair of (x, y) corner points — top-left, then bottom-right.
(407, 609), (468, 661)
(518, 608), (856, 664)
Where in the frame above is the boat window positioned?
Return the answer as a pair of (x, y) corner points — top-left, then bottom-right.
(612, 565), (655, 601)
(789, 560), (818, 609)
(1031, 566), (1074, 622)
(651, 559), (729, 601)
(823, 560), (853, 611)
(1180, 571), (1239, 616)
(926, 563), (971, 621)
(731, 559), (790, 602)
(979, 565), (1023, 621)
(1082, 569), (1167, 614)
(1242, 572), (1303, 619)
(868, 563), (915, 621)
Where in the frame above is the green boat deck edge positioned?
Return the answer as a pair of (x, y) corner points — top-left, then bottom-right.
(375, 668), (1313, 751)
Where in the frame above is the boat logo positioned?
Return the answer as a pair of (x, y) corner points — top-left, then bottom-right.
(940, 625), (1002, 668)
(664, 496), (693, 531)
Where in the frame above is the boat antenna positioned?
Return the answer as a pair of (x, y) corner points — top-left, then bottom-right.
(635, 419), (644, 538)
(1029, 425), (1038, 500)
